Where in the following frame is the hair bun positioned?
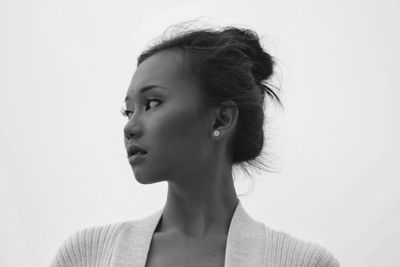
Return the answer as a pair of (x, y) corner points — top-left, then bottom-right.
(222, 27), (274, 83)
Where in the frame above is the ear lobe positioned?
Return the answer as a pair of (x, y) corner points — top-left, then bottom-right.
(213, 100), (239, 135)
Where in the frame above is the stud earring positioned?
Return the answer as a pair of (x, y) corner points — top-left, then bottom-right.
(212, 129), (221, 137)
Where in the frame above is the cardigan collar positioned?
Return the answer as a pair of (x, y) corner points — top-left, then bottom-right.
(111, 200), (265, 267)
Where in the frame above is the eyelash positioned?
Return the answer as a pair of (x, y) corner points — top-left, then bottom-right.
(121, 99), (161, 118)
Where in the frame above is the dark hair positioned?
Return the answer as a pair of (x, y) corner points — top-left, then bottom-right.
(137, 21), (283, 179)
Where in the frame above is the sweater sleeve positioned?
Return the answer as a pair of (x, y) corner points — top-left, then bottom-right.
(49, 222), (126, 267)
(263, 225), (340, 267)
(313, 245), (341, 267)
(49, 229), (86, 267)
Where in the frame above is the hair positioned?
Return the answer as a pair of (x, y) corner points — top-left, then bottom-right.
(136, 20), (283, 181)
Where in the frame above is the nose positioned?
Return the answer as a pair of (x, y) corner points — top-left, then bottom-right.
(123, 116), (142, 142)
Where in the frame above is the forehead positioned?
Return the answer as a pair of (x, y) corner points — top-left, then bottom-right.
(126, 50), (190, 97)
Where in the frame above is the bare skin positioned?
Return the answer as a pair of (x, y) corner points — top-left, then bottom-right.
(123, 49), (240, 266)
(144, 219), (229, 267)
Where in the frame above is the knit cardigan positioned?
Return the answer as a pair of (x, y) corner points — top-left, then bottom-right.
(50, 200), (340, 267)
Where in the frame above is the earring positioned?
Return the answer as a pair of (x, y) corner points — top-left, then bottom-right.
(212, 129), (221, 137)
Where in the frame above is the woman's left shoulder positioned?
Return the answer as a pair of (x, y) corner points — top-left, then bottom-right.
(261, 224), (340, 267)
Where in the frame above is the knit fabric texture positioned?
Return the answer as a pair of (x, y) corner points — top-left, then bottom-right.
(50, 200), (340, 267)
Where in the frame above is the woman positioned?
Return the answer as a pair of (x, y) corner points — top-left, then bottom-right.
(50, 23), (340, 267)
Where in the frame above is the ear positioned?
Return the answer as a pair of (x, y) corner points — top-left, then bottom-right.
(212, 100), (239, 139)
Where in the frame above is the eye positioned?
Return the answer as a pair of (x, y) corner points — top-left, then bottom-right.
(120, 107), (132, 118)
(120, 99), (161, 119)
(145, 99), (161, 111)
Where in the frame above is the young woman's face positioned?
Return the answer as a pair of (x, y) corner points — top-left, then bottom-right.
(123, 50), (215, 184)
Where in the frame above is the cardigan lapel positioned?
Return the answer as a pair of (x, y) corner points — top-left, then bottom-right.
(224, 201), (265, 267)
(110, 200), (265, 267)
(110, 207), (164, 267)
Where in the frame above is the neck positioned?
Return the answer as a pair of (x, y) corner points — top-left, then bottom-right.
(157, 165), (239, 239)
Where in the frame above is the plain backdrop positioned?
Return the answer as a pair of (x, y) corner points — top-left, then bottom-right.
(1, 0), (399, 266)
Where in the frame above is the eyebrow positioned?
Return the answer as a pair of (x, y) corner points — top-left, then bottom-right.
(124, 85), (167, 102)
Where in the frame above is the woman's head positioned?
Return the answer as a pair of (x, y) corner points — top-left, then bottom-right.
(123, 22), (282, 183)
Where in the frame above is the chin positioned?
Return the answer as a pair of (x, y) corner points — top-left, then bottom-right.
(133, 173), (163, 185)
(135, 177), (153, 184)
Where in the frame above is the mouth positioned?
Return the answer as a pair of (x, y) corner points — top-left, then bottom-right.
(128, 151), (148, 158)
(127, 145), (148, 158)
(128, 152), (147, 164)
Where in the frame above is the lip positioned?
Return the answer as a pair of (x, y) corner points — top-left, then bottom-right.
(128, 153), (147, 164)
(127, 144), (147, 158)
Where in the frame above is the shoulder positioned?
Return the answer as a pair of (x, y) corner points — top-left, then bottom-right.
(261, 224), (340, 267)
(49, 221), (128, 267)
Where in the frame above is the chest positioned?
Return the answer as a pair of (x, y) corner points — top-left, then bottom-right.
(144, 233), (227, 267)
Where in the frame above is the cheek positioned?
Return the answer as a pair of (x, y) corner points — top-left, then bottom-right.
(149, 105), (207, 160)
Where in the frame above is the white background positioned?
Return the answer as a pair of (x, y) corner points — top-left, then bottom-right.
(1, 0), (399, 266)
